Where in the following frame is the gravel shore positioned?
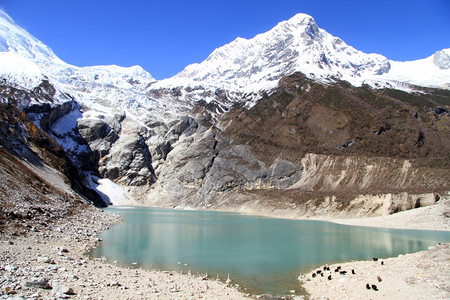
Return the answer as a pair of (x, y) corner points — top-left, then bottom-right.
(299, 243), (449, 300)
(0, 207), (250, 300)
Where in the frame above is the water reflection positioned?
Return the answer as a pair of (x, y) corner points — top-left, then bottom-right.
(91, 207), (450, 295)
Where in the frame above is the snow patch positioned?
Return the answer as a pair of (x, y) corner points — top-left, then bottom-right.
(51, 109), (83, 136)
(0, 52), (44, 88)
(96, 178), (133, 206)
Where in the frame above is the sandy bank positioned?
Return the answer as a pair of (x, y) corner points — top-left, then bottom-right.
(215, 195), (450, 232)
(327, 197), (450, 231)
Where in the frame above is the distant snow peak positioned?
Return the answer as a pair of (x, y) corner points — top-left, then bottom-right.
(433, 49), (450, 70)
(155, 10), (394, 99)
(1, 8), (449, 112)
(0, 10), (15, 24)
(0, 9), (162, 115)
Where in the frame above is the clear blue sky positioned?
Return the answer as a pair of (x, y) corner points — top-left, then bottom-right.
(1, 0), (449, 80)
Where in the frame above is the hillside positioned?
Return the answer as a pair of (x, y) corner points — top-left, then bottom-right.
(145, 73), (449, 216)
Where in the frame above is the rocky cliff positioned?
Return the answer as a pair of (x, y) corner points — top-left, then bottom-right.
(141, 73), (449, 217)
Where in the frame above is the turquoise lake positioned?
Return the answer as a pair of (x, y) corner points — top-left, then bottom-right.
(90, 206), (450, 296)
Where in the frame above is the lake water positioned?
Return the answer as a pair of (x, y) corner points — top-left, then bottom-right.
(90, 206), (450, 296)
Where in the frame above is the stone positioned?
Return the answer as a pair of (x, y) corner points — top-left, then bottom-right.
(25, 277), (51, 289)
(52, 282), (75, 296)
(58, 246), (69, 253)
(108, 281), (121, 287)
(47, 265), (59, 272)
(4, 265), (17, 272)
(37, 256), (51, 263)
(67, 274), (79, 281)
(1, 285), (16, 294)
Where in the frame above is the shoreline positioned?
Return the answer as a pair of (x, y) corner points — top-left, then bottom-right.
(192, 196), (450, 232)
(325, 197), (450, 232)
(1, 198), (448, 299)
(0, 207), (251, 299)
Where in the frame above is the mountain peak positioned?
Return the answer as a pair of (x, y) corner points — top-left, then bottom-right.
(285, 13), (315, 26)
(0, 10), (63, 65)
(271, 13), (321, 41)
(154, 12), (390, 96)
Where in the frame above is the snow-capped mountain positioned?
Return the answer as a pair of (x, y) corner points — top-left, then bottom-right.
(152, 13), (449, 100)
(1, 10), (449, 208)
(0, 10), (181, 205)
(0, 10), (63, 66)
(2, 9), (449, 110)
(153, 14), (389, 91)
(0, 9), (159, 112)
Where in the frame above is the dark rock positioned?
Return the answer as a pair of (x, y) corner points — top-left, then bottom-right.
(435, 107), (448, 114)
(25, 277), (51, 289)
(374, 125), (390, 135)
(38, 101), (75, 132)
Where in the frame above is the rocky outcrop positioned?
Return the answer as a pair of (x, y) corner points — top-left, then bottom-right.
(289, 153), (448, 194)
(99, 123), (155, 186)
(0, 84), (107, 207)
(141, 74), (449, 216)
(77, 116), (121, 157)
(146, 136), (448, 216)
(34, 100), (74, 132)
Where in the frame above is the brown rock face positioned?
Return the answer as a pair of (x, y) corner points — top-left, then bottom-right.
(144, 73), (449, 216)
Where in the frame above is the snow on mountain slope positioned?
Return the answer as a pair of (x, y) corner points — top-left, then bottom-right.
(0, 51), (44, 89)
(0, 10), (64, 66)
(152, 13), (449, 102)
(381, 49), (450, 89)
(152, 13), (390, 94)
(0, 10), (161, 114)
(55, 64), (154, 88)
